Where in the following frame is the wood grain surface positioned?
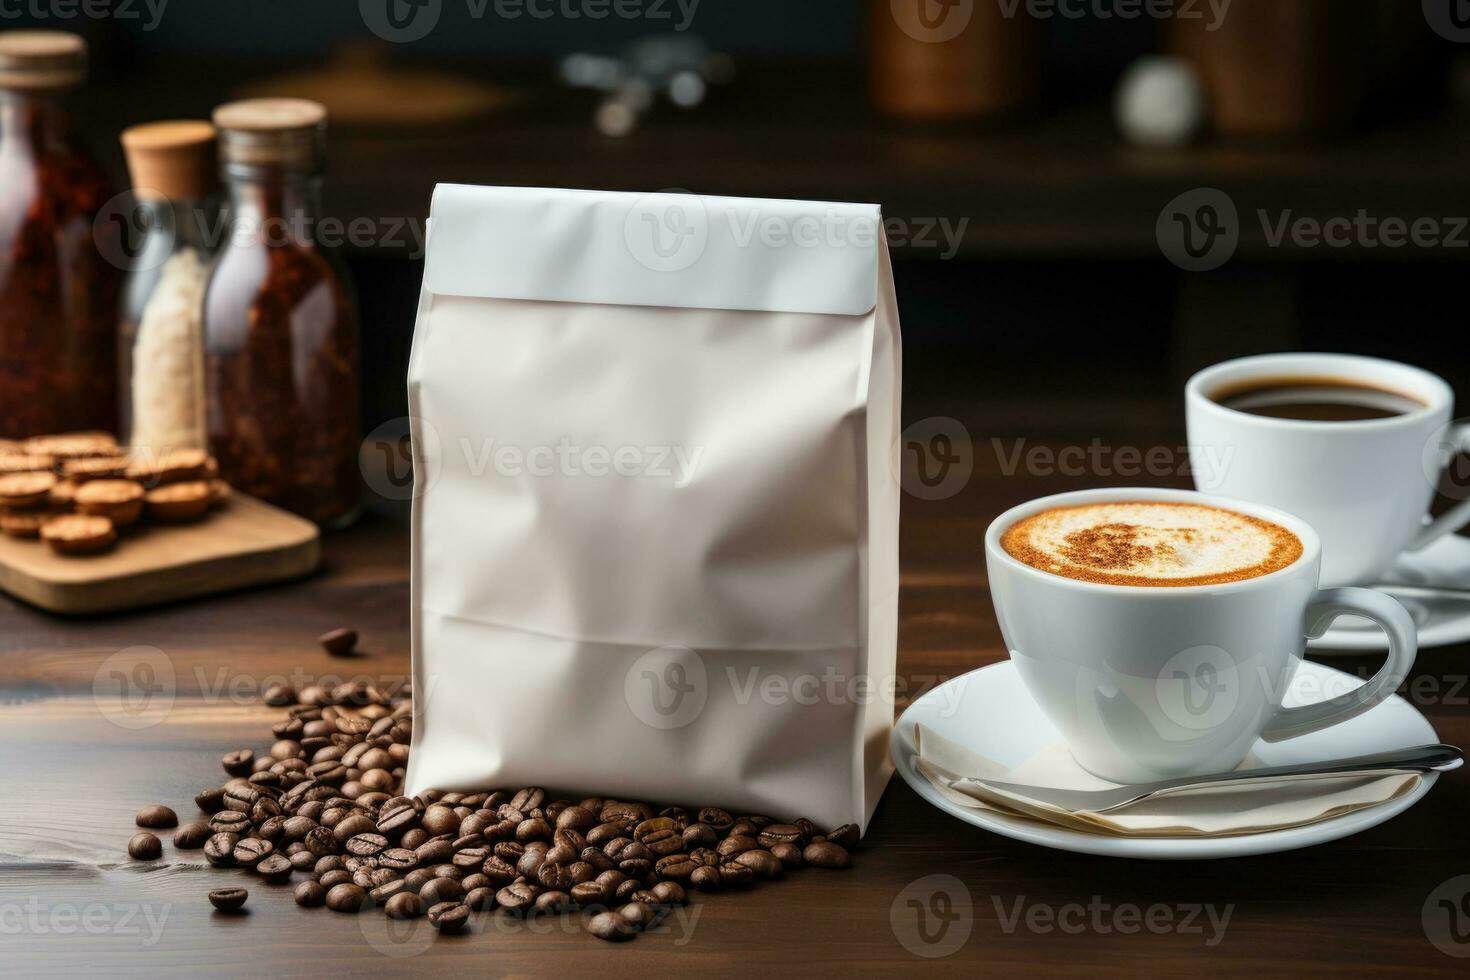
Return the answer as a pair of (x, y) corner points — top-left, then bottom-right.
(0, 494), (320, 615)
(1, 464), (1467, 976)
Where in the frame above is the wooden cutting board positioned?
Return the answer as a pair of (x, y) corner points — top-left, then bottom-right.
(0, 493), (320, 615)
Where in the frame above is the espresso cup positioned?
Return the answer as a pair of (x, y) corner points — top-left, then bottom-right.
(1186, 353), (1468, 588)
(984, 488), (1417, 784)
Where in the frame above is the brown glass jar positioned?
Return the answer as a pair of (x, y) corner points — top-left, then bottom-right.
(0, 31), (121, 438)
(202, 99), (360, 527)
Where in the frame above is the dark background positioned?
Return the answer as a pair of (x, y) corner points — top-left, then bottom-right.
(10, 0), (1469, 453)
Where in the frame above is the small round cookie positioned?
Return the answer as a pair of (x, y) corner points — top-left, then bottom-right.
(145, 481), (212, 522)
(126, 449), (210, 488)
(0, 471), (58, 509)
(0, 453), (54, 476)
(40, 514), (117, 555)
(75, 479), (146, 526)
(27, 432), (118, 460)
(0, 509), (48, 539)
(62, 456), (130, 482)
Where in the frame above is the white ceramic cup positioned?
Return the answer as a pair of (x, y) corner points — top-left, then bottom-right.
(984, 487), (1417, 784)
(1186, 353), (1469, 588)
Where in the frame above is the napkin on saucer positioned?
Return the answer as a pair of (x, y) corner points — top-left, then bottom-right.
(913, 724), (1421, 838)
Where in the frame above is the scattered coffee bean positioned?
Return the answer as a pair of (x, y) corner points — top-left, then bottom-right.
(385, 891), (423, 919)
(825, 824), (861, 849)
(173, 820), (212, 849)
(257, 854), (294, 883)
(803, 840), (850, 869)
(128, 832), (162, 861)
(204, 832), (239, 867)
(326, 883), (368, 913)
(589, 910), (635, 942)
(420, 877), (464, 907)
(135, 805), (177, 828)
(427, 901), (469, 933)
(619, 901), (659, 930)
(294, 880), (325, 907)
(318, 627), (359, 656)
(208, 888), (248, 913)
(221, 749), (254, 777)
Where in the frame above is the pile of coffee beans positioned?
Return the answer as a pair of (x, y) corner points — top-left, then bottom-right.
(130, 669), (858, 943)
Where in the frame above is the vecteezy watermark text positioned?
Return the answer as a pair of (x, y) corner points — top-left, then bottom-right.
(360, 0), (701, 44)
(995, 0), (1231, 29)
(993, 895), (1234, 945)
(0, 900), (171, 946)
(0, 0), (168, 30)
(991, 437), (1234, 486)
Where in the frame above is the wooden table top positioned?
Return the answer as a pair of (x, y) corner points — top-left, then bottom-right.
(2, 465), (1468, 976)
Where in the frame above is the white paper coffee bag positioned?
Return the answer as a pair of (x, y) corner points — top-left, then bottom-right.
(405, 185), (901, 830)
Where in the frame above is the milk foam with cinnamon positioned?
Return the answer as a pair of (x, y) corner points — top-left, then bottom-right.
(1001, 501), (1303, 587)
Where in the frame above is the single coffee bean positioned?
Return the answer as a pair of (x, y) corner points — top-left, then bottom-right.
(690, 866), (721, 892)
(370, 880), (408, 905)
(697, 807), (734, 831)
(385, 891), (423, 919)
(825, 824), (860, 849)
(294, 880), (325, 907)
(734, 848), (783, 880)
(463, 886), (495, 912)
(770, 841), (804, 869)
(221, 749), (254, 777)
(453, 846), (489, 869)
(758, 824), (805, 848)
(319, 870), (352, 889)
(209, 811), (250, 835)
(717, 835), (758, 859)
(319, 627), (359, 656)
(555, 805), (596, 833)
(135, 804), (178, 828)
(496, 881), (538, 914)
(588, 910), (635, 942)
(682, 823), (718, 850)
(326, 883), (368, 913)
(516, 817), (553, 843)
(654, 855), (698, 881)
(332, 814), (376, 845)
(428, 901), (469, 933)
(719, 863), (755, 888)
(619, 901), (659, 930)
(533, 890), (572, 916)
(208, 888), (248, 913)
(570, 881), (610, 907)
(420, 877), (465, 907)
(290, 850), (317, 872)
(172, 820), (212, 849)
(346, 832), (388, 857)
(378, 847), (418, 872)
(257, 854), (294, 883)
(128, 833), (162, 861)
(420, 805), (460, 837)
(510, 787), (546, 812)
(803, 840), (850, 869)
(233, 838), (275, 867)
(194, 788), (227, 814)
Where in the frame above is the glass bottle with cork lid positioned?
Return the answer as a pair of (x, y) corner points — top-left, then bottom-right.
(118, 120), (218, 457)
(203, 98), (360, 527)
(0, 30), (122, 438)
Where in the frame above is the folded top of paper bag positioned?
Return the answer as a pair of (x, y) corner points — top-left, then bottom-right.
(914, 724), (1420, 838)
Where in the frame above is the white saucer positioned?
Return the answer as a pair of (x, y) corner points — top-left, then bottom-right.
(1311, 534), (1470, 652)
(891, 659), (1439, 860)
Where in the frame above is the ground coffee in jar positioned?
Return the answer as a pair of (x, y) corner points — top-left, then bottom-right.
(0, 31), (122, 437)
(202, 98), (360, 527)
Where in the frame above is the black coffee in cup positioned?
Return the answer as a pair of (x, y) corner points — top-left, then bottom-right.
(1212, 376), (1426, 422)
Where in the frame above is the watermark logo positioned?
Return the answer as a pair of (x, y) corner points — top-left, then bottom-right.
(1425, 0), (1470, 42)
(93, 646), (175, 730)
(896, 416), (973, 501)
(1156, 645), (1241, 733)
(359, 903), (438, 957)
(1421, 419), (1470, 503)
(1423, 875), (1470, 957)
(892, 0), (975, 43)
(360, 416), (443, 502)
(361, 0), (443, 42)
(624, 645), (708, 729)
(624, 190), (709, 273)
(93, 191), (175, 274)
(1158, 187), (1239, 272)
(0, 899), (171, 945)
(891, 874), (973, 957)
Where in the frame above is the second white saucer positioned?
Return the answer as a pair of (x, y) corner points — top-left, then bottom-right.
(1312, 533), (1470, 652)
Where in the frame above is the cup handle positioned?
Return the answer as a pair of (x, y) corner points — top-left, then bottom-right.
(1409, 421), (1470, 552)
(1261, 588), (1418, 743)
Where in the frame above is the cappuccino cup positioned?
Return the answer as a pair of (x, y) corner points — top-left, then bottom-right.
(985, 488), (1417, 784)
(1187, 353), (1470, 588)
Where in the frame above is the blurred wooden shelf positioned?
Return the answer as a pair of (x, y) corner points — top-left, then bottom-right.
(95, 57), (1470, 261)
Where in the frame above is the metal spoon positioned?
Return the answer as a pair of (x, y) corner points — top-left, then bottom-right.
(964, 743), (1462, 814)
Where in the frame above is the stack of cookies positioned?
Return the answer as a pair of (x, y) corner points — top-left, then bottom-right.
(0, 432), (229, 556)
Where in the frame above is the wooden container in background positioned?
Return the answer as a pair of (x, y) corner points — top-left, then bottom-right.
(1166, 0), (1366, 137)
(868, 0), (1048, 121)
